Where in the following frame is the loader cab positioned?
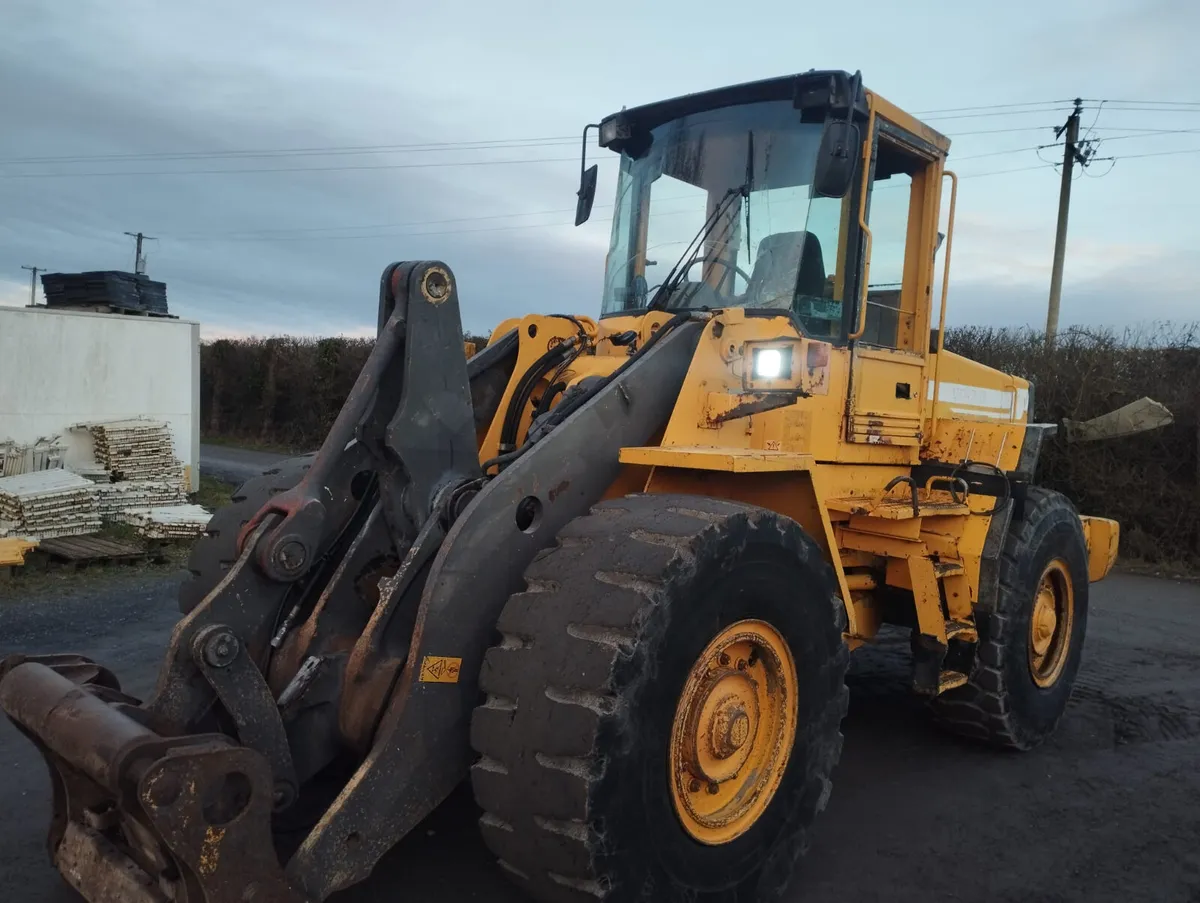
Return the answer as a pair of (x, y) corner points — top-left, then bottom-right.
(586, 70), (955, 459)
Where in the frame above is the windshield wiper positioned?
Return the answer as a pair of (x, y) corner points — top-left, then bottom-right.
(647, 183), (746, 312)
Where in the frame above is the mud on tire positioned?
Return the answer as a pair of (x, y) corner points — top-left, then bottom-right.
(178, 454), (314, 615)
(469, 494), (850, 903)
(933, 487), (1090, 750)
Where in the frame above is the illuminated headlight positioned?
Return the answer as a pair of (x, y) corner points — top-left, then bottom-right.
(752, 347), (790, 380)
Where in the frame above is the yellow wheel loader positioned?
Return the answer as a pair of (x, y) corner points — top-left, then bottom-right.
(0, 70), (1120, 903)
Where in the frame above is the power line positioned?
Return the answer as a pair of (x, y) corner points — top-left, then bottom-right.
(950, 125), (1060, 136)
(1089, 125), (1200, 135)
(955, 163), (1057, 179)
(1082, 105), (1200, 114)
(0, 155), (596, 180)
(172, 206), (583, 240)
(1099, 146), (1200, 161)
(1080, 98), (1200, 107)
(912, 100), (1070, 115)
(952, 145), (1043, 162)
(0, 136), (580, 166)
(166, 164), (1061, 245)
(923, 107), (1075, 122)
(949, 123), (1200, 165)
(24, 123), (1177, 185)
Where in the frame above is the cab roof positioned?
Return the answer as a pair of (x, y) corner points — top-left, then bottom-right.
(600, 70), (951, 157)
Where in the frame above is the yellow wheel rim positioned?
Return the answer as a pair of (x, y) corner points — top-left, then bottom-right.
(1028, 558), (1075, 688)
(669, 619), (797, 845)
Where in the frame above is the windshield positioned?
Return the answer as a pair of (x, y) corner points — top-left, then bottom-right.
(600, 100), (848, 337)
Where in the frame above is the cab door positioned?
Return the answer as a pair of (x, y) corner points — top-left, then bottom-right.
(843, 112), (943, 459)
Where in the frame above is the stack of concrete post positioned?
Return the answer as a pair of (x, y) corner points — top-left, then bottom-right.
(0, 470), (100, 539)
(124, 504), (211, 540)
(95, 481), (188, 523)
(85, 420), (184, 484)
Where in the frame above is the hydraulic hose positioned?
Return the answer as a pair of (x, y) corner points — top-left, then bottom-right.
(498, 338), (576, 451)
(483, 311), (696, 475)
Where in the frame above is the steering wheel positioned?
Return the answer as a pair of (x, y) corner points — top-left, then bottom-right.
(683, 254), (753, 288)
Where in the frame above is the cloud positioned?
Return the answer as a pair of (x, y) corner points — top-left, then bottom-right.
(2, 0), (1197, 339)
(0, 279), (29, 307)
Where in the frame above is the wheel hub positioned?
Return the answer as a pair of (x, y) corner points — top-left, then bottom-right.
(712, 701), (751, 759)
(669, 620), (797, 845)
(1031, 590), (1058, 655)
(1028, 558), (1075, 688)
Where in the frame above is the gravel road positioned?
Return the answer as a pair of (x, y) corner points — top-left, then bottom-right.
(199, 443), (288, 485)
(2, 571), (1198, 902)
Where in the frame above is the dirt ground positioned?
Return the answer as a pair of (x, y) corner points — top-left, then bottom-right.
(1, 570), (1198, 903)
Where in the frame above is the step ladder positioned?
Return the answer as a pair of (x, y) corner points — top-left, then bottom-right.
(834, 486), (979, 697)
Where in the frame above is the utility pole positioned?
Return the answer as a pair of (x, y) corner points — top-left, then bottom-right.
(123, 231), (155, 275)
(20, 265), (44, 307)
(1046, 98), (1087, 345)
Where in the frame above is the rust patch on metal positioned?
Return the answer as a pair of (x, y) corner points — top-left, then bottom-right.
(864, 418), (893, 445)
(419, 266), (452, 305)
(709, 391), (806, 426)
(198, 825), (225, 876)
(547, 479), (570, 502)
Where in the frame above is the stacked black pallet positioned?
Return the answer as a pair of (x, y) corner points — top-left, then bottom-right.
(40, 271), (169, 315)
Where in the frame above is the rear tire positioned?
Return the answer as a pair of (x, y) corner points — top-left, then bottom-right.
(178, 454), (314, 615)
(933, 487), (1089, 750)
(469, 494), (849, 902)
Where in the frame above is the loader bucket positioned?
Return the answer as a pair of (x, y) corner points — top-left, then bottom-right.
(0, 654), (304, 903)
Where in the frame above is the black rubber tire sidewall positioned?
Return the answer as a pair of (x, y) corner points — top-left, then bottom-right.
(990, 504), (1090, 738)
(177, 454), (313, 614)
(595, 542), (843, 897)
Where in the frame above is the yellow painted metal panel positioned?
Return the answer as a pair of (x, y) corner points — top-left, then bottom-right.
(1080, 516), (1120, 582)
(619, 446), (814, 473)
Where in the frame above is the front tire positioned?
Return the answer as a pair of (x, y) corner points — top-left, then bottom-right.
(469, 494), (849, 902)
(933, 487), (1090, 750)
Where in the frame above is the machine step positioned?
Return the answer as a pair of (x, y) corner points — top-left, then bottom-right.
(826, 495), (970, 521)
(937, 670), (969, 694)
(933, 559), (965, 578)
(944, 620), (977, 642)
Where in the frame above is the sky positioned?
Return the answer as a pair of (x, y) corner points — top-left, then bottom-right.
(2, 0), (1198, 339)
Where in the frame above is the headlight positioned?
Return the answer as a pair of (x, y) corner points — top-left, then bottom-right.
(752, 347), (790, 380)
(598, 116), (631, 146)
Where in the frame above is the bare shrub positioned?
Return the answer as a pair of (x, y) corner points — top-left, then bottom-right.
(200, 326), (1199, 562)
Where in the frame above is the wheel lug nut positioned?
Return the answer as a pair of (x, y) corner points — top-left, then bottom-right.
(689, 779), (701, 793)
(706, 782), (720, 795)
(736, 659), (747, 671)
(719, 653), (730, 666)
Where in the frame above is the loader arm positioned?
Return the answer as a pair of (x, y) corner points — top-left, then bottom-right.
(0, 261), (702, 903)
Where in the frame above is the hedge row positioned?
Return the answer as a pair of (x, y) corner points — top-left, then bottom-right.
(200, 326), (1199, 562)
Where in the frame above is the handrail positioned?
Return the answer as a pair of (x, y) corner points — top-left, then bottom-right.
(848, 101), (877, 341)
(928, 169), (958, 442)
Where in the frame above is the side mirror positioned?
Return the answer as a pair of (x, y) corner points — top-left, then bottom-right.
(813, 120), (860, 199)
(575, 163), (598, 226)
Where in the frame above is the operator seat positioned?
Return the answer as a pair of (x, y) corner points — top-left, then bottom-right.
(743, 231), (827, 310)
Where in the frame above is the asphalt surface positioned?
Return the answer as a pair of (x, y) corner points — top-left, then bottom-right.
(1, 571), (1198, 902)
(199, 443), (288, 485)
